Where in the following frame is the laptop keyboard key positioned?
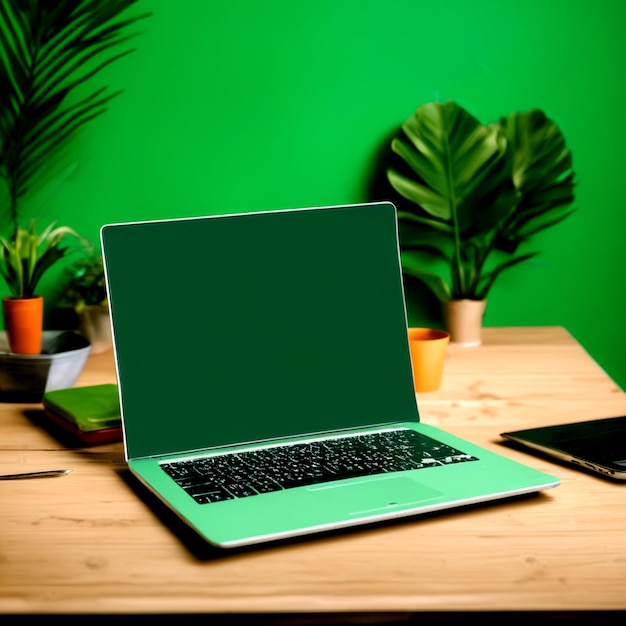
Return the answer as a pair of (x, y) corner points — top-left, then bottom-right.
(186, 483), (234, 503)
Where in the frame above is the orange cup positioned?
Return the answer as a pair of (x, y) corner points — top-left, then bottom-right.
(407, 328), (450, 393)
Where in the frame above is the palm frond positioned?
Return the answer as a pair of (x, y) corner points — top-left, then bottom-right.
(0, 0), (151, 237)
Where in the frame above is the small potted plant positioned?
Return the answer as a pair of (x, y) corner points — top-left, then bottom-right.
(0, 220), (86, 353)
(1, 2), (149, 355)
(385, 100), (576, 345)
(59, 251), (111, 354)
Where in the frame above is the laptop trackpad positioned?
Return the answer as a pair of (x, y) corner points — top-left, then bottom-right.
(309, 476), (443, 515)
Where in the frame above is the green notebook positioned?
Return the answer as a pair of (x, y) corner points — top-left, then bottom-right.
(42, 384), (121, 432)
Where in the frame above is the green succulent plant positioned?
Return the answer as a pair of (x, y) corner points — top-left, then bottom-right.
(0, 219), (88, 298)
(386, 100), (576, 302)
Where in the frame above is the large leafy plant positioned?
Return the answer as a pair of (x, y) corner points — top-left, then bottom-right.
(0, 0), (151, 239)
(386, 101), (576, 301)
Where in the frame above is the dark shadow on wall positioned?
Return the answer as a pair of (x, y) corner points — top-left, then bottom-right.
(366, 131), (444, 330)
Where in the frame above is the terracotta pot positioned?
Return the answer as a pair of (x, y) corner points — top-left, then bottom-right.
(443, 299), (487, 347)
(407, 328), (450, 392)
(2, 296), (44, 354)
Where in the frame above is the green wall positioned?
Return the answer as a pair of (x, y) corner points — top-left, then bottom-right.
(5, 0), (626, 391)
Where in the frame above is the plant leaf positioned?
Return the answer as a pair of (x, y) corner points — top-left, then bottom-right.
(400, 250), (452, 301)
(497, 109), (576, 252)
(0, 0), (152, 237)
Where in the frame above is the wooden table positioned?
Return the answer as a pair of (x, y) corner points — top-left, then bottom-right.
(1, 327), (626, 621)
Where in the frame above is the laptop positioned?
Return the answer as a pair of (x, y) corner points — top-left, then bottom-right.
(100, 201), (560, 549)
(501, 416), (626, 481)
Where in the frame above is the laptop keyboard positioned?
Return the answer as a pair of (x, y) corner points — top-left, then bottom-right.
(160, 429), (479, 504)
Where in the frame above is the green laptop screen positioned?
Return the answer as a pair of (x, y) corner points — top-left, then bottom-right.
(100, 202), (419, 459)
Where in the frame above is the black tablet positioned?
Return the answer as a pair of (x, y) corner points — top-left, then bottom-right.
(501, 416), (626, 481)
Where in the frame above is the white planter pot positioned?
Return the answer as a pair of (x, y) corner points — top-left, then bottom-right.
(78, 304), (112, 354)
(443, 299), (487, 347)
